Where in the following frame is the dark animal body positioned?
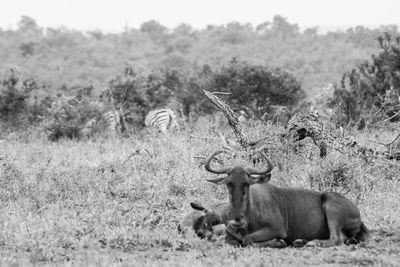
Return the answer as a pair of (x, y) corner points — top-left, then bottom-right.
(205, 151), (369, 247)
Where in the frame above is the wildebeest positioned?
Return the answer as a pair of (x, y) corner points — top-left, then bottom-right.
(204, 151), (369, 247)
(177, 202), (230, 239)
(190, 202), (230, 239)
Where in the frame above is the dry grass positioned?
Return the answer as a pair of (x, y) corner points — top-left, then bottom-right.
(0, 123), (399, 266)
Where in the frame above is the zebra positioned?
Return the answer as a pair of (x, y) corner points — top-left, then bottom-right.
(103, 109), (122, 136)
(80, 117), (97, 138)
(145, 108), (177, 133)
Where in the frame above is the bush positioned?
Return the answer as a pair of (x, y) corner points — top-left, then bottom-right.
(199, 58), (305, 120)
(43, 94), (103, 141)
(101, 65), (187, 128)
(331, 33), (400, 126)
(0, 68), (41, 131)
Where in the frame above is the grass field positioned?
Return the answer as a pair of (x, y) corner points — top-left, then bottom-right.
(1, 122), (400, 266)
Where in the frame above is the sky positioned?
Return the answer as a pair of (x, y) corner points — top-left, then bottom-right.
(0, 0), (399, 32)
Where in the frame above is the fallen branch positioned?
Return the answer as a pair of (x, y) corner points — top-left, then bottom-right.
(211, 92), (232, 95)
(203, 89), (251, 148)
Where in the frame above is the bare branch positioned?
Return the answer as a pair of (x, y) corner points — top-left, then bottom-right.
(203, 89), (251, 147)
(386, 132), (400, 147)
(367, 132), (400, 147)
(371, 109), (400, 126)
(211, 92), (232, 95)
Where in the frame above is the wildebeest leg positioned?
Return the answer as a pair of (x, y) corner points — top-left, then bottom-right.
(310, 204), (344, 247)
(292, 239), (308, 247)
(254, 239), (288, 248)
(242, 226), (287, 246)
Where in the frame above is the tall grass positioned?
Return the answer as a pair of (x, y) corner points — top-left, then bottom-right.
(0, 121), (399, 266)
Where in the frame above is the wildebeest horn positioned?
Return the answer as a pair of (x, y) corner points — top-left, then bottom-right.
(245, 152), (274, 175)
(204, 151), (233, 174)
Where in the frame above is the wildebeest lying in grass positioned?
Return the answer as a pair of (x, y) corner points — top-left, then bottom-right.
(204, 151), (369, 248)
(178, 202), (230, 239)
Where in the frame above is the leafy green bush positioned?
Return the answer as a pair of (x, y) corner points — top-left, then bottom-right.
(331, 33), (400, 126)
(199, 58), (305, 120)
(43, 94), (103, 141)
(0, 68), (41, 131)
(101, 65), (187, 128)
(100, 61), (303, 128)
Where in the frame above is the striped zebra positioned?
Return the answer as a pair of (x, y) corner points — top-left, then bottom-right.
(80, 117), (97, 138)
(103, 109), (122, 136)
(145, 108), (177, 133)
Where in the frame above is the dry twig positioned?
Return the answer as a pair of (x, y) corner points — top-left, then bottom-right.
(203, 90), (251, 148)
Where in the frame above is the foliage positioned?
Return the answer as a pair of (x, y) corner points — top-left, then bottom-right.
(0, 16), (386, 95)
(200, 58), (304, 119)
(0, 68), (41, 130)
(100, 60), (302, 130)
(331, 33), (400, 126)
(43, 93), (103, 141)
(101, 66), (150, 127)
(101, 65), (189, 128)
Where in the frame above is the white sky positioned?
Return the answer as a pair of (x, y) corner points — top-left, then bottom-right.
(1, 0), (399, 32)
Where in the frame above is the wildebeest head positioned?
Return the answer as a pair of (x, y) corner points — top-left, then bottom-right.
(190, 202), (224, 239)
(205, 151), (273, 229)
(178, 201), (229, 239)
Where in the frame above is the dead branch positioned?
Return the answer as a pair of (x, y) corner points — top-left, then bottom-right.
(211, 92), (232, 95)
(203, 90), (251, 148)
(367, 132), (400, 147)
(366, 139), (388, 146)
(371, 109), (400, 126)
(386, 132), (400, 147)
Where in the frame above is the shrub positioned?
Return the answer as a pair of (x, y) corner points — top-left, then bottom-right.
(199, 58), (305, 120)
(0, 68), (41, 131)
(331, 33), (400, 126)
(43, 93), (103, 141)
(101, 65), (186, 128)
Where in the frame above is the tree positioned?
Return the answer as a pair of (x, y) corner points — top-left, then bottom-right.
(270, 15), (300, 40)
(331, 33), (400, 126)
(140, 20), (167, 36)
(17, 16), (39, 33)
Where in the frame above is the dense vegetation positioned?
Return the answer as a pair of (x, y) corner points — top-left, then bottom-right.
(1, 16), (400, 140)
(332, 33), (400, 126)
(1, 15), (396, 93)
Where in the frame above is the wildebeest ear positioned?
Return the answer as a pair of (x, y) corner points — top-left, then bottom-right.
(206, 176), (228, 185)
(190, 202), (207, 212)
(249, 173), (272, 184)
